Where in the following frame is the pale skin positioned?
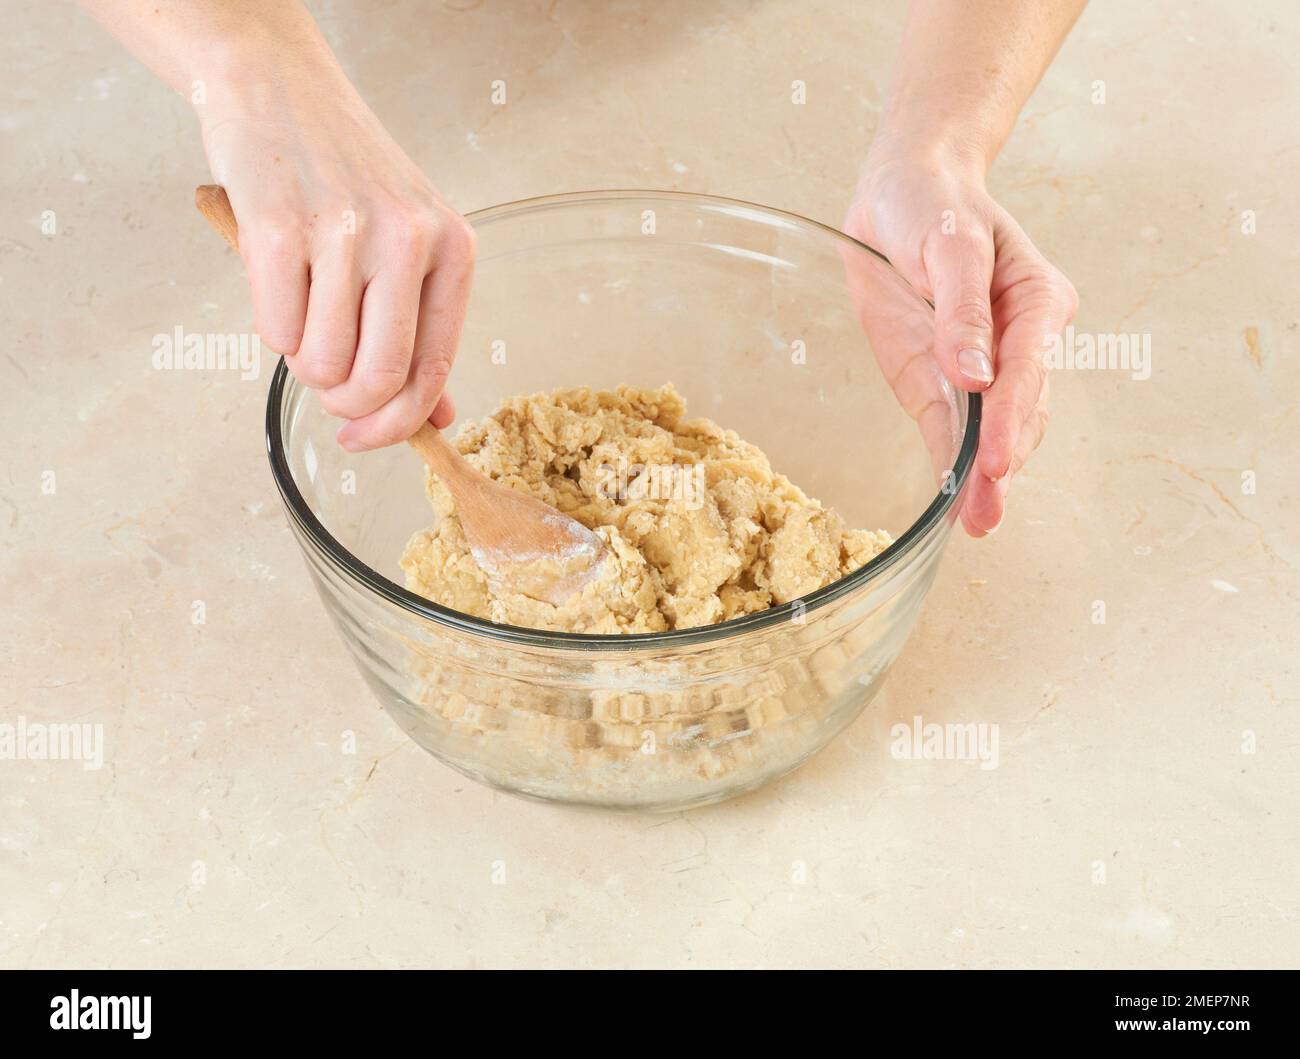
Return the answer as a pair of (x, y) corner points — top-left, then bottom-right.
(80, 0), (1082, 535)
(849, 0), (1086, 535)
(78, 0), (473, 450)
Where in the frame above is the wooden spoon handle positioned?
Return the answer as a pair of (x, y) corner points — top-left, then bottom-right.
(195, 185), (239, 251)
(408, 421), (477, 482)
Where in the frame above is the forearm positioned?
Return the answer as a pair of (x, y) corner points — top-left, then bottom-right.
(76, 1), (353, 119)
(870, 0), (1086, 177)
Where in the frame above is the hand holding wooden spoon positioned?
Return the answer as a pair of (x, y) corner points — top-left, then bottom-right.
(195, 185), (610, 607)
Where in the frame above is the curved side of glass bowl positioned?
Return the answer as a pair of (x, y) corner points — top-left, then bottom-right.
(280, 482), (956, 809)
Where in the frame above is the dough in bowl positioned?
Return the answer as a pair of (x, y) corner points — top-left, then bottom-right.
(401, 384), (891, 633)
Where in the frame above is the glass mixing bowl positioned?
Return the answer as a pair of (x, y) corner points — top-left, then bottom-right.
(266, 191), (978, 811)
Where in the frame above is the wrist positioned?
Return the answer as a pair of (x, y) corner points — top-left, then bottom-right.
(189, 30), (350, 130)
(864, 126), (991, 188)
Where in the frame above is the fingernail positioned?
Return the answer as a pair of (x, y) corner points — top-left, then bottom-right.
(957, 347), (994, 384)
(985, 475), (1011, 534)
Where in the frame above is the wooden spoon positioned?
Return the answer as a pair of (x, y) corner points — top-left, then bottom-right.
(194, 184), (609, 606)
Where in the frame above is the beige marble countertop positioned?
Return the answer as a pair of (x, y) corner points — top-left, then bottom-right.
(2, 0), (1296, 969)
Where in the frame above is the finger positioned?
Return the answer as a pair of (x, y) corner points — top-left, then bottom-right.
(960, 471), (1011, 537)
(241, 223), (309, 357)
(318, 263), (423, 419)
(1009, 373), (1051, 478)
(337, 246), (473, 451)
(430, 389), (456, 430)
(291, 247), (363, 392)
(836, 239), (958, 488)
(924, 229), (996, 392)
(959, 371), (1051, 537)
(979, 280), (1072, 483)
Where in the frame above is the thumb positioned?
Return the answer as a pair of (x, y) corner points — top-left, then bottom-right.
(924, 231), (996, 391)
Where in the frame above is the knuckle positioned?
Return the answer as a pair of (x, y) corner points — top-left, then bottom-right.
(952, 228), (993, 254)
(1056, 273), (1080, 315)
(247, 218), (305, 259)
(1027, 260), (1076, 309)
(1013, 372), (1045, 419)
(441, 215), (477, 262)
(413, 351), (453, 393)
(359, 357), (410, 402)
(317, 226), (360, 263)
(952, 297), (994, 334)
(385, 212), (439, 262)
(296, 349), (353, 389)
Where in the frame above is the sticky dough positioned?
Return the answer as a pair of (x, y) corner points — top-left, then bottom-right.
(400, 384), (891, 633)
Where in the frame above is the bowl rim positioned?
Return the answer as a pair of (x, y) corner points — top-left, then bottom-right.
(264, 189), (981, 652)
